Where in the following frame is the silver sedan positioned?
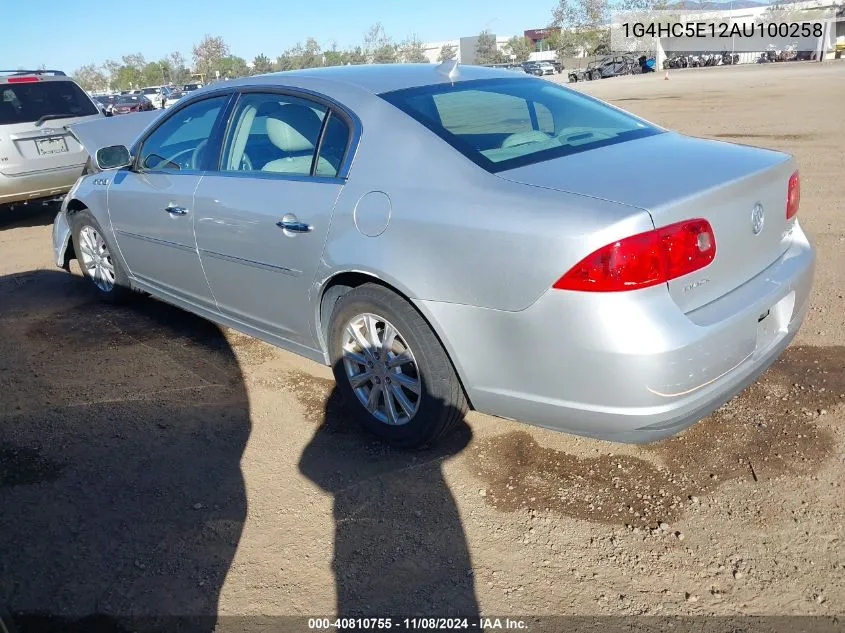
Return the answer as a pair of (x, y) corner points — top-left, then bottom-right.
(53, 62), (814, 447)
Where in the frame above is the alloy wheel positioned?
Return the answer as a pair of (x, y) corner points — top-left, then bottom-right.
(341, 313), (421, 426)
(78, 225), (116, 292)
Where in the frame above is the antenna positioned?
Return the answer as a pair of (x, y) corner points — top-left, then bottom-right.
(435, 59), (460, 81)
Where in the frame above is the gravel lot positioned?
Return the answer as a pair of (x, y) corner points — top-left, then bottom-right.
(1, 61), (843, 629)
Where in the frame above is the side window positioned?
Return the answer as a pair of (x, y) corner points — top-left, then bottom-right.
(221, 92), (328, 176)
(138, 94), (229, 171)
(534, 103), (555, 134)
(314, 113), (350, 177)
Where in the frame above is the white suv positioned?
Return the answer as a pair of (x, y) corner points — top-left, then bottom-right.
(1, 69), (102, 210)
(139, 85), (181, 109)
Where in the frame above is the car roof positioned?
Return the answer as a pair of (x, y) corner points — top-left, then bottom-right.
(0, 71), (75, 85)
(225, 63), (530, 95)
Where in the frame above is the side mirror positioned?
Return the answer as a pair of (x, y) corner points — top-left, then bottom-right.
(95, 145), (132, 171)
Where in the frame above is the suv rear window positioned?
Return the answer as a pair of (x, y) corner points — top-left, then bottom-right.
(379, 77), (662, 173)
(0, 80), (98, 125)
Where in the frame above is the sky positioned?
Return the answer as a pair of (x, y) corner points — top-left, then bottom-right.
(5, 0), (555, 72)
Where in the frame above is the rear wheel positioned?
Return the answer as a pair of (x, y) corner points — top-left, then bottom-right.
(70, 210), (131, 303)
(328, 284), (467, 448)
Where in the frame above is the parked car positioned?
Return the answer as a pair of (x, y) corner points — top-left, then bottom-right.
(165, 89), (184, 106)
(139, 85), (177, 108)
(1, 69), (102, 210)
(522, 61), (554, 76)
(182, 82), (203, 93)
(54, 63), (813, 448)
(111, 94), (156, 115)
(569, 55), (640, 82)
(93, 94), (116, 116)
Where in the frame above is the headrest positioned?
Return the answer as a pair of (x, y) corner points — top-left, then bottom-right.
(258, 101), (323, 153)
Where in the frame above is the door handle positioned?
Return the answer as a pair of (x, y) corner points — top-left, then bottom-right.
(165, 205), (188, 216)
(277, 214), (312, 233)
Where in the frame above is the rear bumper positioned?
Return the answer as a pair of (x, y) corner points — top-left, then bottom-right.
(0, 165), (85, 205)
(419, 223), (815, 443)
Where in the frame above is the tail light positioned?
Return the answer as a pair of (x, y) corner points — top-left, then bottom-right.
(786, 170), (800, 220)
(554, 219), (716, 292)
(7, 76), (40, 83)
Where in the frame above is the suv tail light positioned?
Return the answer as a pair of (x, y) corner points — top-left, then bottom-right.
(7, 76), (40, 83)
(554, 219), (716, 292)
(786, 170), (800, 220)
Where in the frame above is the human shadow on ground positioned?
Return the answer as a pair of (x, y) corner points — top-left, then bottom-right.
(0, 269), (250, 633)
(298, 382), (479, 619)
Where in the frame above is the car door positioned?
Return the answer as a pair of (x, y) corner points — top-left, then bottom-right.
(107, 92), (233, 309)
(193, 90), (354, 348)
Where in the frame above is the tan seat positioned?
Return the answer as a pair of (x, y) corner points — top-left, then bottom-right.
(261, 102), (331, 175)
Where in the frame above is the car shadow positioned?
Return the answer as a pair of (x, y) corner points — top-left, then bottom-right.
(0, 270), (250, 633)
(0, 201), (60, 230)
(298, 382), (479, 618)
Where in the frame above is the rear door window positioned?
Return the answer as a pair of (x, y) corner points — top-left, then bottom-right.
(0, 80), (98, 125)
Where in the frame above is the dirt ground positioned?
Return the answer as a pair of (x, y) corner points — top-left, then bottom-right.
(1, 61), (843, 628)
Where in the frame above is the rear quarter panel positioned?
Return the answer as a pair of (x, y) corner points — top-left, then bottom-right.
(315, 94), (655, 312)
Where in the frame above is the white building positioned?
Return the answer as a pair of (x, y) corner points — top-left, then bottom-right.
(422, 35), (513, 64)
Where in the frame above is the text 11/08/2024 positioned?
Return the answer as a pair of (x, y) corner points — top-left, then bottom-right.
(308, 617), (528, 630)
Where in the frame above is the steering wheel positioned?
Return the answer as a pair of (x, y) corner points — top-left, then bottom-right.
(164, 145), (200, 170)
(501, 130), (554, 149)
(190, 139), (208, 171)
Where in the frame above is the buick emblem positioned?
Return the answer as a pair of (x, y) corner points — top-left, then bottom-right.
(751, 203), (765, 235)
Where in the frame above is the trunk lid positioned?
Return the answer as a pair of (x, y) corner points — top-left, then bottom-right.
(497, 131), (796, 313)
(65, 109), (163, 158)
(0, 115), (100, 175)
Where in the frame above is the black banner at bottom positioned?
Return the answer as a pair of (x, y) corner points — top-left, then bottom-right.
(2, 614), (843, 633)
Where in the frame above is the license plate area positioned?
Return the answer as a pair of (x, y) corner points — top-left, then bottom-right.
(35, 136), (68, 155)
(755, 291), (795, 352)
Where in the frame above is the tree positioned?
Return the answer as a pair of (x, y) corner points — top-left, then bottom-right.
(475, 30), (503, 65)
(121, 53), (147, 71)
(400, 36), (429, 63)
(72, 64), (107, 92)
(166, 51), (190, 85)
(218, 55), (249, 79)
(192, 35), (230, 80)
(344, 47), (368, 65)
(102, 59), (122, 89)
(363, 23), (398, 63)
(252, 54), (274, 74)
(550, 0), (611, 56)
(323, 44), (345, 67)
(504, 36), (533, 62)
(140, 62), (168, 87)
(114, 65), (142, 90)
(438, 43), (457, 61)
(298, 38), (323, 68)
(276, 38), (324, 71)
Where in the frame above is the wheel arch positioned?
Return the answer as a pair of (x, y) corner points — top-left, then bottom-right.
(316, 270), (475, 410)
(58, 198), (90, 269)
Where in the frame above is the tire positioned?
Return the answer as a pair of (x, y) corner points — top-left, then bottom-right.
(328, 284), (467, 448)
(70, 210), (132, 304)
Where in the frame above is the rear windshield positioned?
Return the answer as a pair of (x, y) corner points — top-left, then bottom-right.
(0, 80), (98, 125)
(379, 77), (662, 173)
